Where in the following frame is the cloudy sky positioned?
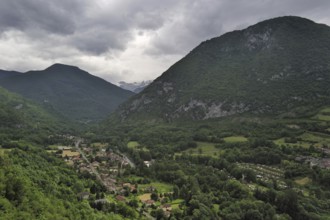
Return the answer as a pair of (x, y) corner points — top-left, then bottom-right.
(0, 0), (329, 84)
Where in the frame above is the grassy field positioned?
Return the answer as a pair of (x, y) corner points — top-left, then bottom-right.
(127, 141), (140, 148)
(300, 132), (330, 147)
(295, 177), (311, 186)
(62, 150), (80, 157)
(223, 136), (248, 143)
(139, 182), (173, 193)
(91, 142), (108, 148)
(171, 199), (184, 209)
(138, 193), (151, 202)
(0, 148), (12, 156)
(274, 138), (311, 148)
(312, 107), (330, 121)
(178, 142), (224, 157)
(127, 141), (149, 151)
(274, 131), (330, 148)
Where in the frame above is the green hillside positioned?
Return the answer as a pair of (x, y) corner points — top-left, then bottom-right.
(0, 64), (134, 123)
(0, 146), (123, 219)
(0, 86), (66, 143)
(114, 16), (330, 122)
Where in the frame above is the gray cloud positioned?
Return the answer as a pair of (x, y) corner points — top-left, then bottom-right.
(0, 0), (89, 35)
(0, 0), (329, 83)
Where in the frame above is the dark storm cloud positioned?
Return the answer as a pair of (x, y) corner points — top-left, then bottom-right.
(0, 0), (170, 55)
(2, 0), (329, 56)
(0, 0), (329, 82)
(0, 0), (88, 35)
(148, 0), (330, 56)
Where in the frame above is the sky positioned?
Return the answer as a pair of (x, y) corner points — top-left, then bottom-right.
(0, 0), (329, 84)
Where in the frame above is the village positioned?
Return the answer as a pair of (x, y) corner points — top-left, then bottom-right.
(54, 140), (178, 218)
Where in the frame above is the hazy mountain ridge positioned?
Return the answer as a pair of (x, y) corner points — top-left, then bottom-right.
(0, 70), (22, 79)
(0, 64), (134, 122)
(113, 16), (330, 122)
(119, 80), (152, 93)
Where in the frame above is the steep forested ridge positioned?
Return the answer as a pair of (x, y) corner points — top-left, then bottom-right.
(114, 16), (330, 122)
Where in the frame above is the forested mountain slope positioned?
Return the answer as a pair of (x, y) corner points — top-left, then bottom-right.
(114, 16), (330, 122)
(0, 64), (134, 123)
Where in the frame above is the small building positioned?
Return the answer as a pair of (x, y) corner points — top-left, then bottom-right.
(161, 204), (172, 212)
(143, 199), (155, 207)
(91, 161), (100, 168)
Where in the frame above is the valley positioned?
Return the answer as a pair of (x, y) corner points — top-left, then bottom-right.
(1, 16), (330, 220)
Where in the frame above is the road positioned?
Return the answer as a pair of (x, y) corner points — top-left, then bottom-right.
(119, 152), (136, 168)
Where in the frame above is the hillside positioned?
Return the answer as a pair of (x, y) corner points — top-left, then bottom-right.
(0, 86), (65, 142)
(114, 16), (330, 122)
(0, 64), (134, 123)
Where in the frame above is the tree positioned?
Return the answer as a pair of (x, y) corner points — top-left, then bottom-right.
(276, 190), (299, 218)
(5, 175), (25, 206)
(151, 192), (159, 201)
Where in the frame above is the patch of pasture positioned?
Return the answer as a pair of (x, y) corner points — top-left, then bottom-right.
(223, 136), (248, 143)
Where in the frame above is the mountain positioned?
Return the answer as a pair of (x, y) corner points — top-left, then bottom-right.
(114, 16), (330, 122)
(119, 80), (152, 93)
(0, 64), (134, 122)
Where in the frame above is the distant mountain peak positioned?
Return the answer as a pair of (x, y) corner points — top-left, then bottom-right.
(119, 80), (152, 93)
(0, 65), (134, 122)
(45, 63), (81, 72)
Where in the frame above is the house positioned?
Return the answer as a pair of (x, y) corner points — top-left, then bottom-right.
(161, 204), (172, 212)
(123, 183), (137, 192)
(91, 161), (100, 168)
(143, 199), (155, 207)
(144, 161), (152, 167)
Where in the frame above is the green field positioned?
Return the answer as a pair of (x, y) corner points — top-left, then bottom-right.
(127, 141), (140, 148)
(127, 141), (149, 151)
(223, 136), (248, 143)
(138, 193), (151, 201)
(295, 177), (311, 186)
(178, 142), (224, 157)
(171, 199), (184, 209)
(300, 132), (330, 147)
(0, 148), (12, 156)
(312, 107), (330, 121)
(91, 142), (108, 148)
(139, 182), (173, 193)
(274, 138), (311, 148)
(274, 131), (330, 148)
